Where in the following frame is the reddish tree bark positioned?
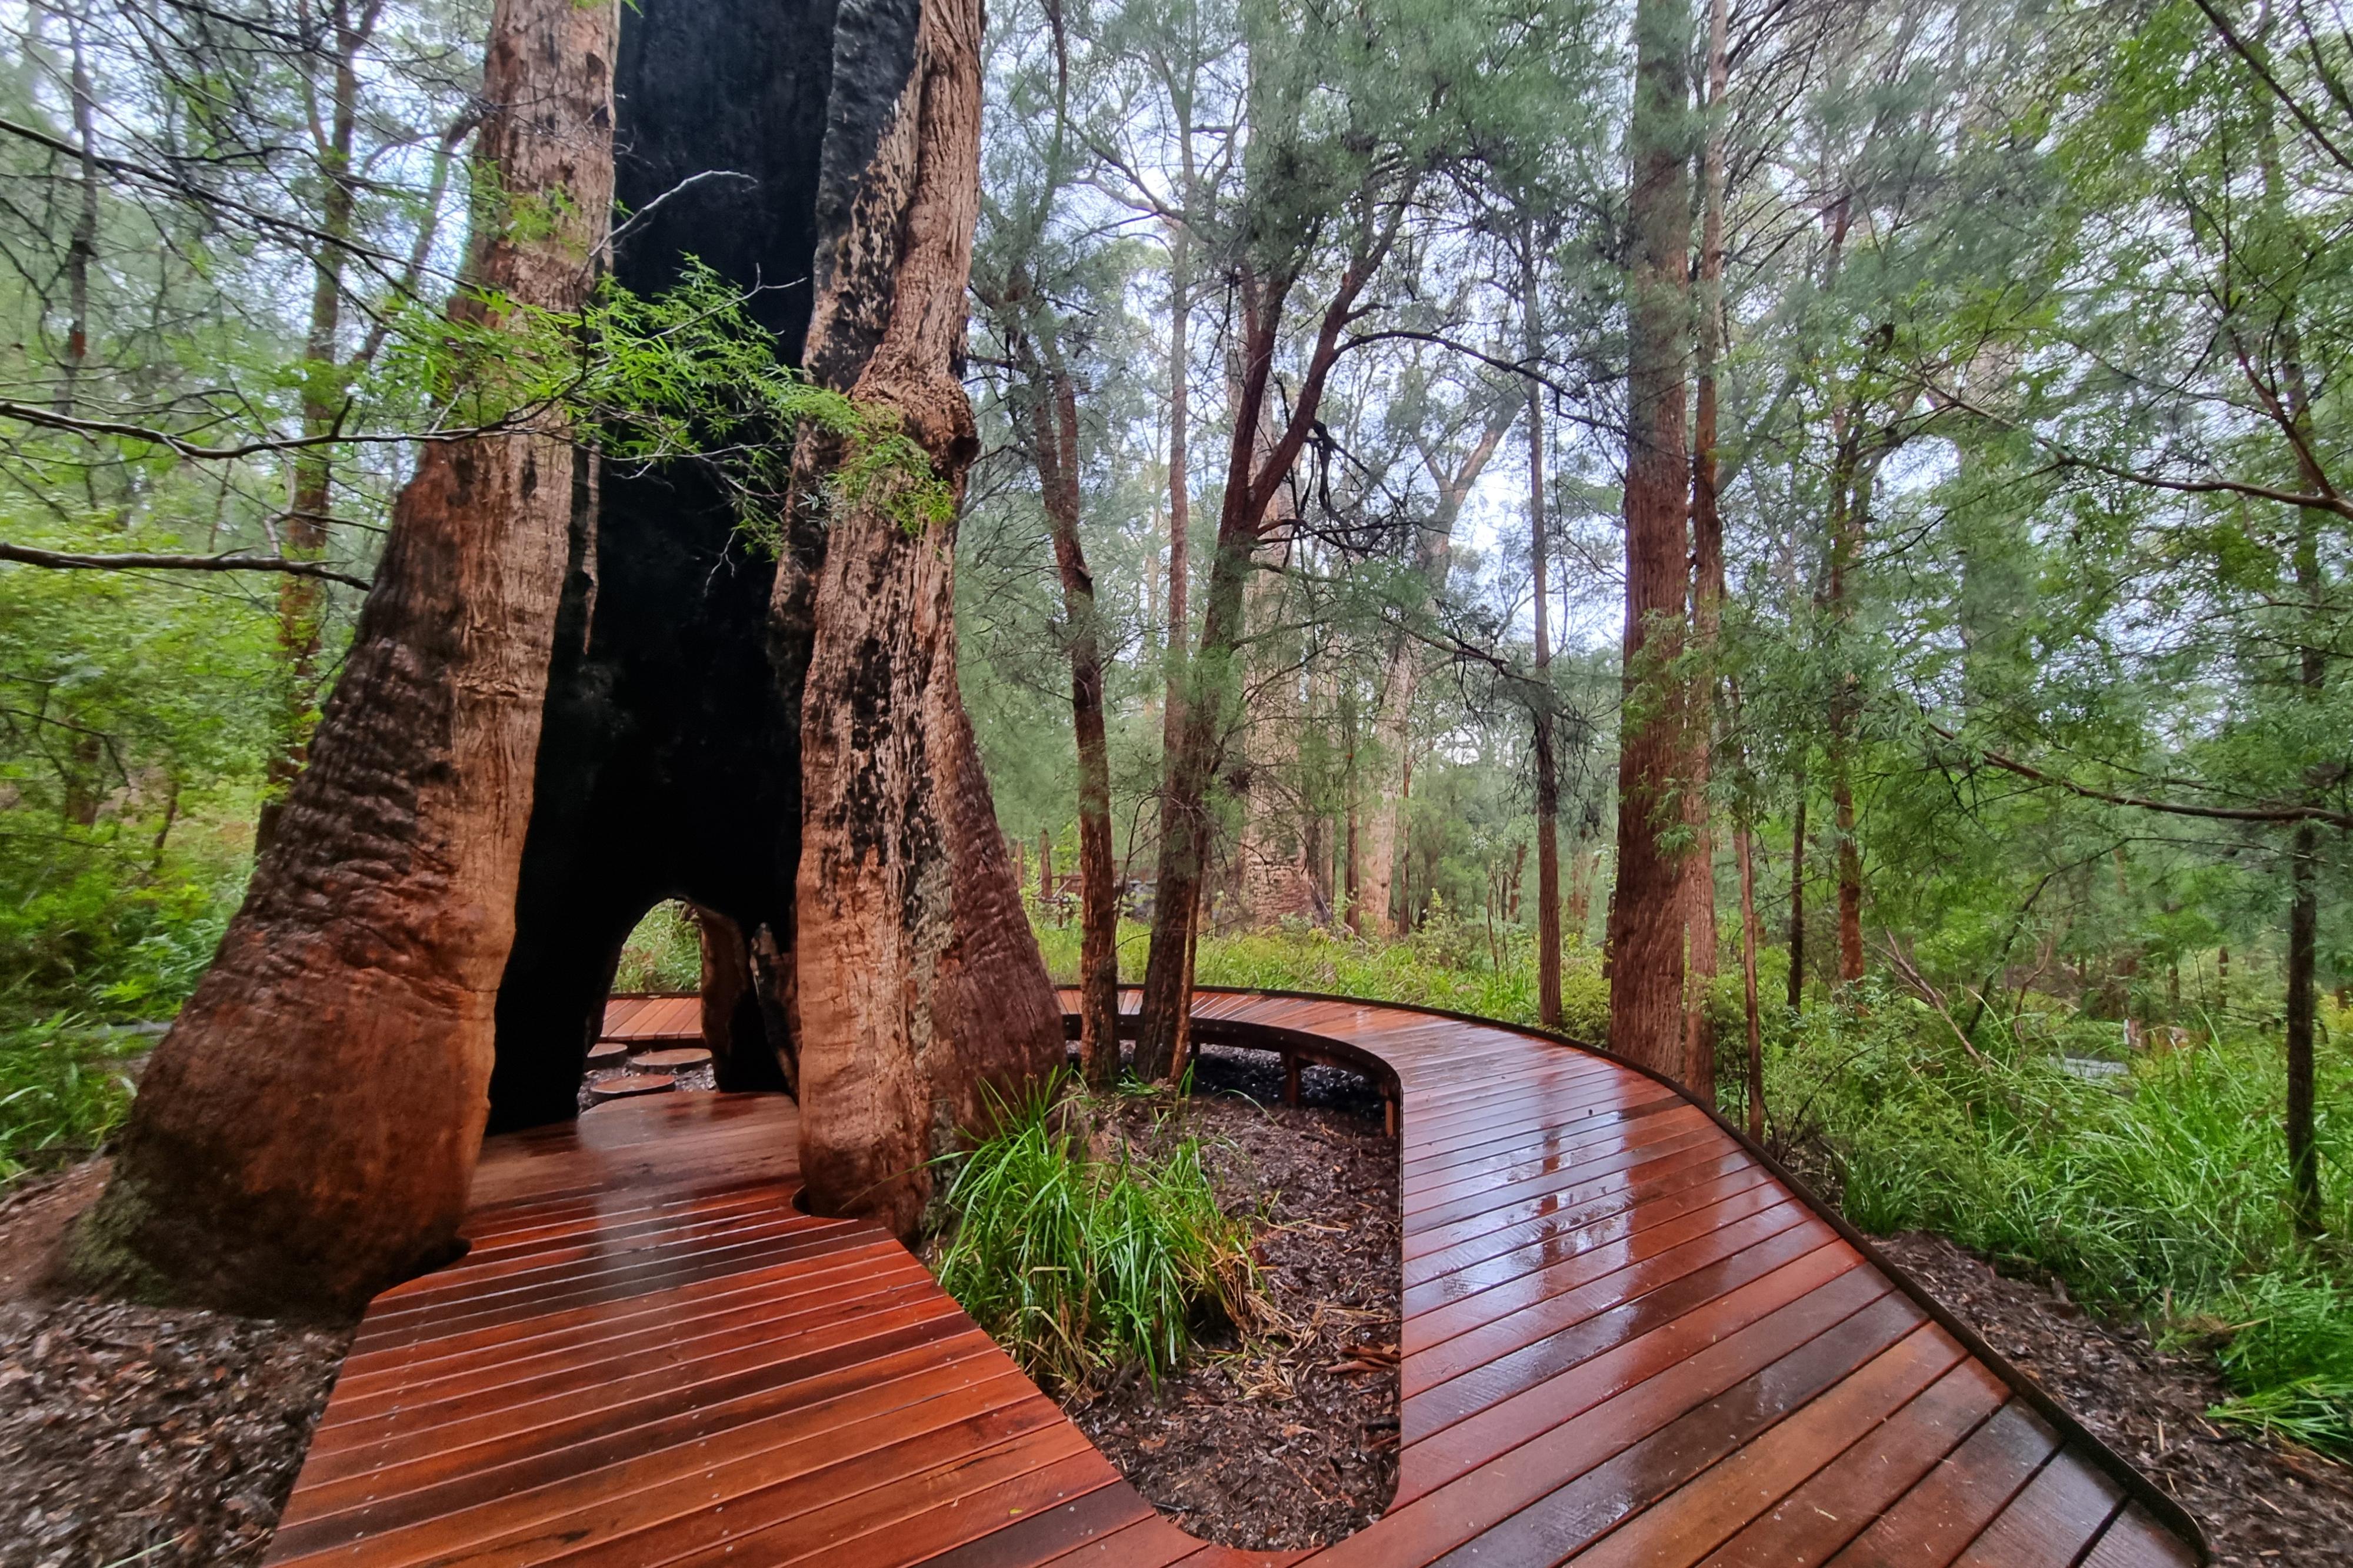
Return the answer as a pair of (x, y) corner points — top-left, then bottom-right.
(1031, 356), (1119, 1085)
(787, 0), (1061, 1238)
(1606, 0), (1695, 1081)
(1679, 0), (1729, 1102)
(68, 0), (616, 1317)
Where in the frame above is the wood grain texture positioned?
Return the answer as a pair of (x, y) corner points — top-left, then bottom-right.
(263, 992), (2201, 1567)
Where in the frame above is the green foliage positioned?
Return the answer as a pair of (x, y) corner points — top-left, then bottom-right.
(610, 902), (702, 993)
(1768, 990), (2353, 1453)
(0, 1013), (148, 1186)
(931, 1076), (1255, 1390)
(391, 262), (956, 542)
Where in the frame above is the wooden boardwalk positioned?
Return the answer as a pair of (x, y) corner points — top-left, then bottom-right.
(262, 989), (2204, 1567)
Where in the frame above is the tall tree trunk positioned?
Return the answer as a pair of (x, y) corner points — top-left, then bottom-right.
(1161, 227), (1192, 782)
(1681, 0), (1729, 1099)
(1825, 436), (1866, 986)
(1527, 242), (1562, 1027)
(1361, 405), (1511, 938)
(69, 0), (617, 1318)
(1033, 360), (1119, 1086)
(1135, 245), (1382, 1077)
(1607, 0), (1695, 1080)
(57, 3), (97, 416)
(1737, 810), (1765, 1142)
(1787, 765), (1807, 1010)
(788, 0), (1062, 1238)
(258, 0), (378, 855)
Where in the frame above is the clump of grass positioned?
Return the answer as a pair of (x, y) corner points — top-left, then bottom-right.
(931, 1076), (1255, 1391)
(1, 1012), (146, 1187)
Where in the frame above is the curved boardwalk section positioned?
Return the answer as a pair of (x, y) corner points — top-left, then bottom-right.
(262, 990), (2202, 1568)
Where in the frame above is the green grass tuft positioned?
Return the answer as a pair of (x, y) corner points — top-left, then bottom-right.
(931, 1076), (1255, 1391)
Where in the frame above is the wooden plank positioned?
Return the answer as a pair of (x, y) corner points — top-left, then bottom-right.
(2078, 1503), (2201, 1568)
(1947, 1448), (2125, 1567)
(1820, 1402), (2063, 1568)
(1694, 1362), (2011, 1568)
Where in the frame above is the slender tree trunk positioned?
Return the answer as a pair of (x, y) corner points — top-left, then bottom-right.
(69, 0), (617, 1318)
(788, 0), (1062, 1238)
(1527, 240), (1561, 1027)
(1787, 768), (1808, 1011)
(1033, 361), (1119, 1086)
(1607, 0), (1695, 1080)
(1825, 433), (1866, 986)
(1161, 227), (1192, 776)
(1361, 406), (1510, 938)
(1680, 0), (1729, 1099)
(258, 0), (378, 855)
(57, 4), (97, 416)
(2288, 822), (2319, 1234)
(1737, 810), (1765, 1142)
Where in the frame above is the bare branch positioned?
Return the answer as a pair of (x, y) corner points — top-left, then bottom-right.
(0, 542), (372, 590)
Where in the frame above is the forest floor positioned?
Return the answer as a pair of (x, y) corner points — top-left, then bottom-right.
(0, 1160), (349, 1568)
(1874, 1230), (2353, 1565)
(1068, 1045), (1401, 1550)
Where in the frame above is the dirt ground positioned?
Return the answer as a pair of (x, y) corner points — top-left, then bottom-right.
(1874, 1229), (2353, 1566)
(1067, 1045), (1401, 1550)
(0, 1162), (352, 1568)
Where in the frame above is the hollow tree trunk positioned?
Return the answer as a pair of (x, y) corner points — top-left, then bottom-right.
(1033, 359), (1119, 1085)
(788, 0), (1062, 1238)
(1606, 0), (1694, 1080)
(68, 0), (616, 1318)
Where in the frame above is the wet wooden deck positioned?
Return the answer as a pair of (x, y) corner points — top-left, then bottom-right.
(262, 989), (2204, 1567)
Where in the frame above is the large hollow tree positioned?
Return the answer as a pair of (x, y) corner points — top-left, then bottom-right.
(66, 0), (619, 1319)
(786, 0), (1064, 1236)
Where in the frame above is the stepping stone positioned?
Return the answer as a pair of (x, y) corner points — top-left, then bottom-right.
(589, 1073), (676, 1099)
(631, 1047), (714, 1072)
(585, 1041), (629, 1068)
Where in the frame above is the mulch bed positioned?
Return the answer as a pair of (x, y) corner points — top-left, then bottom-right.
(1065, 1044), (1399, 1550)
(0, 1162), (352, 1568)
(1872, 1230), (2353, 1566)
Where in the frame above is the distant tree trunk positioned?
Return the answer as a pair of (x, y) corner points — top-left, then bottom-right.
(1523, 232), (1561, 1026)
(1161, 226), (1192, 778)
(1361, 404), (1511, 939)
(1032, 358), (1119, 1086)
(1679, 0), (1729, 1103)
(1606, 0), (1694, 1080)
(1135, 248), (1384, 1078)
(1825, 436), (1866, 987)
(1787, 766), (1807, 1011)
(256, 0), (376, 855)
(1737, 810), (1765, 1142)
(788, 0), (1062, 1238)
(1039, 829), (1054, 900)
(56, 4), (98, 416)
(68, 0), (617, 1319)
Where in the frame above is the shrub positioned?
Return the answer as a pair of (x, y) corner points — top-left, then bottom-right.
(0, 1013), (146, 1186)
(931, 1077), (1254, 1390)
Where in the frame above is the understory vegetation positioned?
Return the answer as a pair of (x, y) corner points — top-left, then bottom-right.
(930, 1076), (1256, 1390)
(1035, 915), (2353, 1454)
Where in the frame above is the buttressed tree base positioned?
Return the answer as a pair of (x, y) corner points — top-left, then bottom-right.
(69, 0), (1058, 1318)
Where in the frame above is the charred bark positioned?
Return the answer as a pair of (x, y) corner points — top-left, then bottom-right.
(69, 0), (616, 1317)
(788, 0), (1061, 1238)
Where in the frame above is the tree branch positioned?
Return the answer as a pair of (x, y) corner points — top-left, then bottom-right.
(0, 542), (372, 590)
(1924, 719), (2353, 829)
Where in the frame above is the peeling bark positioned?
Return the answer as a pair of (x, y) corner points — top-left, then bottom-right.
(789, 0), (1061, 1238)
(69, 0), (616, 1318)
